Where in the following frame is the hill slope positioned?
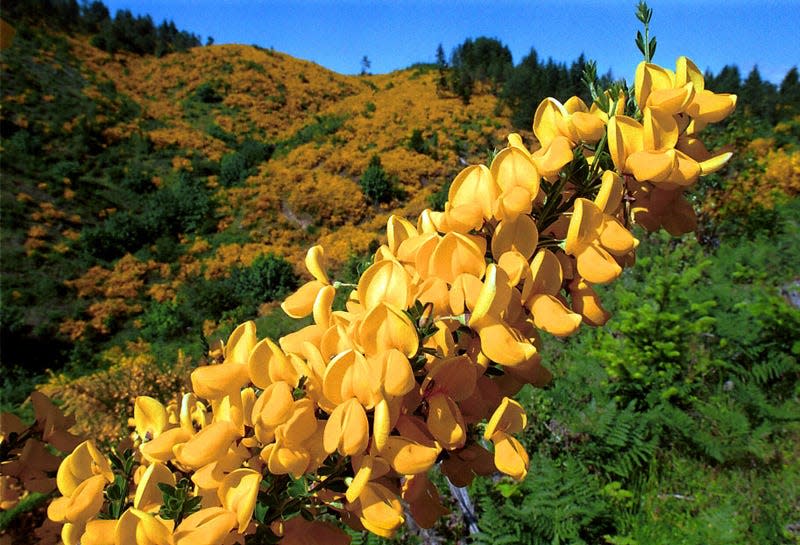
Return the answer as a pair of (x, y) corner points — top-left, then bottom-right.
(0, 26), (516, 378)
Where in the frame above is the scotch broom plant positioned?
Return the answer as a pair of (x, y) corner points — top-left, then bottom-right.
(1, 3), (741, 544)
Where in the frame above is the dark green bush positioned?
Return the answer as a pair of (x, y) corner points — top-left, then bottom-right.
(273, 114), (349, 156)
(217, 140), (272, 187)
(228, 253), (298, 314)
(81, 172), (215, 261)
(238, 139), (273, 167)
(219, 152), (248, 187)
(176, 254), (298, 325)
(359, 155), (399, 204)
(140, 299), (189, 341)
(193, 82), (223, 103)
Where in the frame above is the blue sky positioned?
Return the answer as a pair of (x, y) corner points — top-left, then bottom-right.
(103, 0), (799, 84)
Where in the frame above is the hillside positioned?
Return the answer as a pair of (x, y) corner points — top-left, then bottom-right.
(1, 26), (515, 382)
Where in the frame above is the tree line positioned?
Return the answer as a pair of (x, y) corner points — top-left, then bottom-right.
(2, 0), (203, 56)
(437, 37), (800, 129)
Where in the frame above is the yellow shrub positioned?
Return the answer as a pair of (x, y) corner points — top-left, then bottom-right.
(39, 341), (193, 444)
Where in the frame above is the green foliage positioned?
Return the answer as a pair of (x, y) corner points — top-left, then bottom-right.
(100, 448), (136, 520)
(427, 179), (451, 212)
(219, 151), (248, 187)
(359, 154), (400, 204)
(193, 81), (223, 104)
(140, 299), (188, 341)
(158, 478), (202, 523)
(408, 128), (438, 157)
(502, 51), (598, 129)
(472, 455), (610, 545)
(0, 492), (48, 532)
(81, 171), (216, 261)
(474, 199), (800, 544)
(273, 114), (349, 157)
(88, 7), (201, 56)
(229, 253), (298, 310)
(218, 139), (273, 187)
(635, 0), (657, 63)
(590, 244), (720, 407)
(178, 253), (298, 326)
(238, 139), (274, 167)
(206, 122), (238, 146)
(447, 37), (513, 103)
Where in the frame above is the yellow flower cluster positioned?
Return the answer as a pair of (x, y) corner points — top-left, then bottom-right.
(609, 57), (737, 234)
(43, 54), (735, 545)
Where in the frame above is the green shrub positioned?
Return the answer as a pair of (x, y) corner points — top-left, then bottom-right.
(81, 172), (215, 260)
(219, 152), (248, 187)
(193, 82), (223, 103)
(428, 179), (451, 211)
(140, 299), (188, 341)
(238, 139), (273, 167)
(228, 253), (298, 314)
(206, 123), (237, 147)
(273, 114), (349, 156)
(218, 140), (272, 187)
(359, 155), (399, 204)
(176, 254), (298, 325)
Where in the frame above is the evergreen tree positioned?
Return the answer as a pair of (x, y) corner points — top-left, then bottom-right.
(435, 43), (448, 94)
(741, 65), (777, 121)
(778, 67), (800, 119)
(80, 0), (110, 33)
(448, 37), (513, 103)
(711, 64), (742, 96)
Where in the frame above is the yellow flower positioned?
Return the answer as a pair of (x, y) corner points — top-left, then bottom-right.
(629, 181), (698, 235)
(440, 442), (495, 487)
(490, 431), (530, 481)
(569, 278), (611, 326)
(248, 337), (301, 390)
(174, 421), (240, 469)
(489, 143), (540, 220)
(428, 232), (487, 284)
(55, 440), (113, 497)
(251, 381), (295, 442)
(133, 462), (175, 512)
(484, 398), (529, 480)
(636, 56), (737, 129)
(323, 397), (369, 456)
(80, 519), (117, 545)
(172, 507), (237, 545)
(47, 473), (106, 524)
(491, 214), (539, 261)
(357, 302), (418, 358)
(379, 416), (440, 475)
(114, 508), (174, 545)
(357, 258), (411, 311)
(565, 197), (638, 284)
(218, 468), (260, 533)
(532, 97), (605, 178)
(346, 480), (404, 538)
(191, 321), (256, 401)
(134, 396), (168, 442)
(446, 164), (498, 226)
(635, 61), (694, 115)
(522, 248), (582, 337)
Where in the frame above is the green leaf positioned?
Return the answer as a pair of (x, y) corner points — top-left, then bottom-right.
(286, 475), (308, 498)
